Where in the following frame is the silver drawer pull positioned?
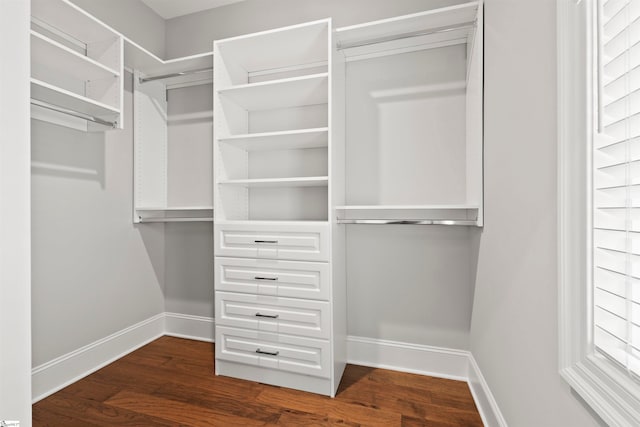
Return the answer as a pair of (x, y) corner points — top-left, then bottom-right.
(254, 276), (278, 281)
(256, 348), (279, 356)
(254, 240), (278, 244)
(255, 312), (279, 319)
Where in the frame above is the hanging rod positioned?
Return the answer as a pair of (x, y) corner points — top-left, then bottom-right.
(336, 21), (475, 51)
(139, 67), (213, 83)
(138, 216), (214, 223)
(337, 219), (478, 226)
(30, 99), (117, 128)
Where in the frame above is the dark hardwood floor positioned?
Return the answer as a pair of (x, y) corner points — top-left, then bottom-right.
(32, 336), (484, 426)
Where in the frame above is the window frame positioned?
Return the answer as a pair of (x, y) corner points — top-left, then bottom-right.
(558, 1), (640, 425)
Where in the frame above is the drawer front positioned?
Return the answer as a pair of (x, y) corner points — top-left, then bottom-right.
(216, 291), (330, 339)
(215, 257), (330, 301)
(216, 326), (330, 378)
(215, 222), (329, 262)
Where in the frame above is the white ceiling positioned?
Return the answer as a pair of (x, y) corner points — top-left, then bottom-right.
(141, 0), (245, 19)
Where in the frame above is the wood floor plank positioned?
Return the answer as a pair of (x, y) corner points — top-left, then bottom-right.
(257, 386), (403, 426)
(337, 370), (481, 423)
(33, 336), (483, 427)
(106, 390), (278, 426)
(33, 394), (179, 427)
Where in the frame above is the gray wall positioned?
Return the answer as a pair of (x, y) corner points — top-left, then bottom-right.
(31, 73), (166, 366)
(469, 0), (602, 425)
(165, 0), (468, 58)
(71, 0), (166, 58)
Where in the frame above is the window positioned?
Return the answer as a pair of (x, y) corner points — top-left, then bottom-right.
(559, 0), (640, 425)
(593, 0), (640, 381)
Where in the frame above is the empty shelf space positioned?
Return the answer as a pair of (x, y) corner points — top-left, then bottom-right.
(218, 176), (329, 188)
(31, 31), (119, 80)
(335, 204), (479, 225)
(31, 78), (119, 120)
(219, 128), (329, 151)
(217, 73), (328, 111)
(215, 19), (329, 75)
(32, 0), (118, 46)
(335, 2), (478, 56)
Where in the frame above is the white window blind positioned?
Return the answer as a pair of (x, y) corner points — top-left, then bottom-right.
(594, 0), (640, 379)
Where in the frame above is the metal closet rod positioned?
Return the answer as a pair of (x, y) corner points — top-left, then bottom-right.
(138, 216), (214, 223)
(336, 21), (476, 51)
(30, 99), (116, 128)
(139, 67), (213, 83)
(337, 219), (478, 226)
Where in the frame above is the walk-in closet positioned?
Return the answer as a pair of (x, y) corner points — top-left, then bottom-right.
(3, 0), (605, 425)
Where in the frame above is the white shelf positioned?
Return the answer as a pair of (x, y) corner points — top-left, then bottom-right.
(335, 2), (478, 57)
(32, 0), (117, 45)
(219, 176), (329, 188)
(31, 78), (119, 120)
(215, 19), (329, 74)
(31, 31), (119, 80)
(335, 204), (479, 225)
(219, 128), (329, 151)
(217, 73), (328, 111)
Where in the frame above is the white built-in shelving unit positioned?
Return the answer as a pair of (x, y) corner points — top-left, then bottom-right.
(334, 1), (484, 226)
(30, 0), (124, 131)
(131, 44), (214, 223)
(213, 19), (347, 397)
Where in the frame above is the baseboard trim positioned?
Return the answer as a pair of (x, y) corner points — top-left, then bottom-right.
(31, 313), (165, 403)
(467, 354), (508, 427)
(346, 335), (470, 381)
(32, 318), (507, 427)
(164, 312), (214, 342)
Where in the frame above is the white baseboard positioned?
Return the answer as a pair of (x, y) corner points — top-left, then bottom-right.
(32, 317), (506, 427)
(346, 335), (470, 381)
(347, 335), (507, 427)
(467, 354), (508, 427)
(164, 312), (214, 342)
(31, 313), (165, 403)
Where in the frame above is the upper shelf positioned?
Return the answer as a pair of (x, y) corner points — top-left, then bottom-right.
(31, 31), (120, 81)
(217, 73), (328, 111)
(335, 2), (479, 57)
(215, 19), (329, 75)
(32, 0), (118, 45)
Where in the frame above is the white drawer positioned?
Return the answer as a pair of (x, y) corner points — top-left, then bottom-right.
(214, 222), (329, 262)
(216, 326), (330, 378)
(216, 291), (330, 339)
(215, 257), (330, 301)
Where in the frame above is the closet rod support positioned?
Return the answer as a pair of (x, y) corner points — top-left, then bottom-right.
(337, 21), (475, 51)
(30, 99), (116, 128)
(139, 67), (213, 83)
(337, 219), (478, 226)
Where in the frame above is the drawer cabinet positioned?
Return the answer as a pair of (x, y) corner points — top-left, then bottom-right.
(214, 222), (329, 262)
(215, 257), (330, 300)
(216, 291), (330, 339)
(216, 326), (331, 378)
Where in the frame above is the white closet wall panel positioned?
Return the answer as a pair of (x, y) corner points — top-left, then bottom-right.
(167, 84), (214, 208)
(345, 46), (468, 206)
(134, 72), (168, 209)
(465, 1), (484, 225)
